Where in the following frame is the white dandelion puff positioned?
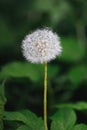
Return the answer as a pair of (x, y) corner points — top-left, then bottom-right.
(21, 28), (62, 63)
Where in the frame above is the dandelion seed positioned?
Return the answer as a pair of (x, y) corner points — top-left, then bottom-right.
(22, 28), (62, 63)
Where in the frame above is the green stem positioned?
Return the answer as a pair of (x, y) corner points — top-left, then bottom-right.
(44, 62), (48, 130)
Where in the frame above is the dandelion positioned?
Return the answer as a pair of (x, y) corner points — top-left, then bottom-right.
(21, 28), (62, 130)
(22, 28), (62, 63)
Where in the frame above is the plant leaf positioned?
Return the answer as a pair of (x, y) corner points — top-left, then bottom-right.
(0, 83), (6, 104)
(0, 83), (6, 130)
(60, 38), (85, 62)
(4, 109), (44, 130)
(68, 65), (87, 85)
(55, 102), (87, 110)
(16, 125), (31, 130)
(71, 124), (87, 130)
(0, 62), (42, 82)
(51, 108), (76, 130)
(35, 0), (52, 11)
(0, 62), (59, 83)
(51, 120), (65, 130)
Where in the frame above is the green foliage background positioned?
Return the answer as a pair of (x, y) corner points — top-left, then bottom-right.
(0, 0), (87, 129)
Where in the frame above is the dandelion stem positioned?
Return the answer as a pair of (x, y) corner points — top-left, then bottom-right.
(44, 62), (48, 130)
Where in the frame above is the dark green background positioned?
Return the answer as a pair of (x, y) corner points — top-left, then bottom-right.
(0, 0), (87, 128)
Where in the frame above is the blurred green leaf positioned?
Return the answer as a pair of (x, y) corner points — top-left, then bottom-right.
(4, 109), (44, 130)
(51, 108), (76, 130)
(68, 65), (87, 85)
(35, 0), (70, 24)
(60, 38), (85, 62)
(0, 83), (6, 104)
(55, 102), (87, 110)
(51, 120), (65, 130)
(0, 62), (59, 82)
(50, 1), (70, 24)
(0, 83), (6, 130)
(16, 125), (31, 130)
(35, 0), (52, 11)
(0, 62), (41, 82)
(71, 124), (87, 130)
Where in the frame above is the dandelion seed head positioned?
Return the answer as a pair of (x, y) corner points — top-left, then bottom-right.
(22, 28), (62, 63)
